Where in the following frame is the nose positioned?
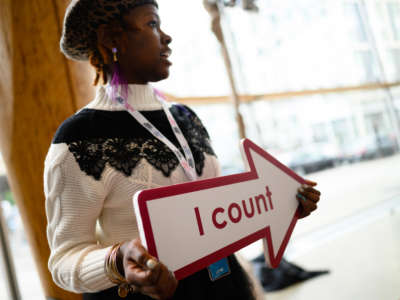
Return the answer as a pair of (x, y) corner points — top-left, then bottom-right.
(161, 30), (172, 45)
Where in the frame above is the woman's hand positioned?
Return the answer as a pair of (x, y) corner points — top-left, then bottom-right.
(117, 238), (178, 300)
(296, 179), (321, 219)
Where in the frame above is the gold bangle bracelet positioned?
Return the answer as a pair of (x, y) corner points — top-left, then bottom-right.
(104, 243), (136, 298)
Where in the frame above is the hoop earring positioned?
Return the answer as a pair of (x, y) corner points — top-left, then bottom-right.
(112, 47), (118, 62)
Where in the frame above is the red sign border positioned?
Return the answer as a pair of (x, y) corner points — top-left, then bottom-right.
(135, 138), (306, 280)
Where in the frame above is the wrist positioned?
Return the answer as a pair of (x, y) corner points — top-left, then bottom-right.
(104, 243), (135, 297)
(116, 242), (126, 277)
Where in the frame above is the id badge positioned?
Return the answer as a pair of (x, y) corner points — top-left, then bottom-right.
(207, 258), (231, 281)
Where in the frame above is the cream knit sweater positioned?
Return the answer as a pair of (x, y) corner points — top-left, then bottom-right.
(44, 84), (221, 293)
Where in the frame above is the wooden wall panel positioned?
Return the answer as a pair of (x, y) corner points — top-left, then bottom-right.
(55, 1), (96, 109)
(0, 0), (94, 299)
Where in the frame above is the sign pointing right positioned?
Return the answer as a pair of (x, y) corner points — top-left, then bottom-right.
(134, 139), (307, 280)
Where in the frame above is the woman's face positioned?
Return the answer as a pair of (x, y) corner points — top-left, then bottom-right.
(117, 5), (172, 84)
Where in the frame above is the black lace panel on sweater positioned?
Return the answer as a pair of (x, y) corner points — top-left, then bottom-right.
(54, 105), (216, 180)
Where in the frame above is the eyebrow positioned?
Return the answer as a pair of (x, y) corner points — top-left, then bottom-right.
(144, 12), (160, 20)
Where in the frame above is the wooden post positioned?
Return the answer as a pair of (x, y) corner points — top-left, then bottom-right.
(203, 0), (247, 140)
(0, 1), (94, 299)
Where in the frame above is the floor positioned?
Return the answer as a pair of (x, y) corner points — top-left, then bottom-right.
(263, 201), (400, 300)
(241, 154), (400, 300)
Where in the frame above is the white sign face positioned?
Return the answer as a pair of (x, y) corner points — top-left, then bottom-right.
(133, 139), (306, 280)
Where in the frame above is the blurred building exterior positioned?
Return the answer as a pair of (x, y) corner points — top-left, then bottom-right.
(156, 0), (400, 173)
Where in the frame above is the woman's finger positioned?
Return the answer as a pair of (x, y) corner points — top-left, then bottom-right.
(122, 240), (161, 286)
(299, 184), (321, 196)
(297, 190), (320, 203)
(128, 240), (158, 268)
(124, 263), (154, 286)
(304, 179), (317, 187)
(155, 268), (178, 299)
(297, 194), (317, 218)
(140, 268), (178, 300)
(298, 209), (311, 218)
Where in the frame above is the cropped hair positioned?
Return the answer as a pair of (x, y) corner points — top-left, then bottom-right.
(88, 18), (125, 86)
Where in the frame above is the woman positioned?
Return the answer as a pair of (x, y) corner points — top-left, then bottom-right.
(44, 1), (320, 299)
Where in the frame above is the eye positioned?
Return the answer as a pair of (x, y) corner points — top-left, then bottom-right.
(148, 20), (159, 28)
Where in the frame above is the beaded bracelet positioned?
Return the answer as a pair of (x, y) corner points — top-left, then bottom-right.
(104, 243), (137, 298)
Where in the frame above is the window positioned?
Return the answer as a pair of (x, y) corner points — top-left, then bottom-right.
(312, 123), (330, 143)
(343, 2), (368, 43)
(332, 118), (352, 145)
(354, 50), (380, 82)
(365, 112), (385, 135)
(0, 153), (44, 299)
(387, 2), (400, 40)
(388, 49), (400, 80)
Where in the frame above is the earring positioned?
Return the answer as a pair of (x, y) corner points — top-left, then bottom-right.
(109, 46), (128, 104)
(112, 47), (118, 62)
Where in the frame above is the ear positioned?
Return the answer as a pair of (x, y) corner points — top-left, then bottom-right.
(97, 23), (129, 64)
(96, 23), (121, 60)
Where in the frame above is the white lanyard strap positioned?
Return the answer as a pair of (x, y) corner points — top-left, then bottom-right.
(106, 86), (197, 181)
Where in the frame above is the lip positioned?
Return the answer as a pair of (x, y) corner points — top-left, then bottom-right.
(161, 57), (172, 66)
(160, 49), (172, 65)
(160, 48), (172, 58)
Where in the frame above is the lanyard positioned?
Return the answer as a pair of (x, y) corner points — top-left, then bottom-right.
(106, 86), (197, 182)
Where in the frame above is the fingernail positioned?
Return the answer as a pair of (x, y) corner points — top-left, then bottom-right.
(146, 258), (158, 270)
(170, 270), (176, 279)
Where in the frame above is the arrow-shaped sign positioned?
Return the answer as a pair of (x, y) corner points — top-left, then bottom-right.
(133, 138), (306, 280)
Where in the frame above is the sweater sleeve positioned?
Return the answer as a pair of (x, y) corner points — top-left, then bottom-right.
(44, 143), (114, 293)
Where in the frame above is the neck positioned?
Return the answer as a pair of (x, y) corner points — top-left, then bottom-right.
(116, 63), (149, 85)
(126, 78), (148, 85)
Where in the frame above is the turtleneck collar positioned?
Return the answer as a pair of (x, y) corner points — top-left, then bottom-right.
(85, 84), (163, 111)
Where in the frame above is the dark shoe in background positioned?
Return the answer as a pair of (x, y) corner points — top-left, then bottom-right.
(251, 255), (330, 292)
